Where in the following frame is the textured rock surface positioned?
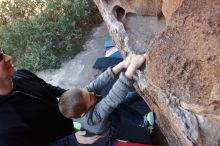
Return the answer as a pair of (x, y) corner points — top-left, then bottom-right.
(93, 0), (220, 145)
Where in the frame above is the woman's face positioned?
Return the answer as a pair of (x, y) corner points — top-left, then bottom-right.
(0, 49), (16, 79)
(0, 49), (16, 94)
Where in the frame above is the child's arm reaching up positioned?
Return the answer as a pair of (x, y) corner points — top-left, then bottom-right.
(90, 55), (146, 127)
(85, 55), (133, 93)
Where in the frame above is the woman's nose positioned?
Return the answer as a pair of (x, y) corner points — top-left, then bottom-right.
(4, 54), (12, 62)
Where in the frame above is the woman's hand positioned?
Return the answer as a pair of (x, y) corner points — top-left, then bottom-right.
(75, 131), (102, 144)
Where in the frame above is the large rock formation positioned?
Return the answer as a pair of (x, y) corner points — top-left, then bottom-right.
(93, 0), (220, 145)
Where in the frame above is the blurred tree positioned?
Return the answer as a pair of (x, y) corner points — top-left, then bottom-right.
(0, 0), (101, 71)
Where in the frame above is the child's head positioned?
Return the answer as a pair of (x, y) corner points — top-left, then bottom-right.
(58, 88), (96, 118)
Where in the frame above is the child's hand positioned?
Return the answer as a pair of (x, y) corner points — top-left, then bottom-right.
(112, 54), (134, 75)
(121, 54), (134, 68)
(125, 54), (146, 79)
(130, 55), (145, 68)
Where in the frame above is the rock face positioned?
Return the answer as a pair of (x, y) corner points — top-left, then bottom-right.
(93, 0), (220, 146)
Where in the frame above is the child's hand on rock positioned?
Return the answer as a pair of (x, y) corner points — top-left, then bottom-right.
(121, 54), (134, 69)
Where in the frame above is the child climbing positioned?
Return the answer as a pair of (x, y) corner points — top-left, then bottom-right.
(58, 54), (154, 135)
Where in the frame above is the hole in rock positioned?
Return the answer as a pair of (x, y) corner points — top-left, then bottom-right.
(113, 6), (126, 22)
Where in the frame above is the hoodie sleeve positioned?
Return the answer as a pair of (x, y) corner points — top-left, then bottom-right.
(85, 67), (118, 93)
(91, 72), (134, 124)
(16, 69), (66, 97)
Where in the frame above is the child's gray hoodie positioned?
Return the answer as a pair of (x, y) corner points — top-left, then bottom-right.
(73, 67), (133, 135)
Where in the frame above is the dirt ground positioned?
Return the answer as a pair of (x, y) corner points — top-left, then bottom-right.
(37, 23), (107, 89)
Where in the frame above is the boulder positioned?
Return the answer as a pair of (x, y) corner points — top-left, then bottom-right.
(93, 0), (220, 145)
